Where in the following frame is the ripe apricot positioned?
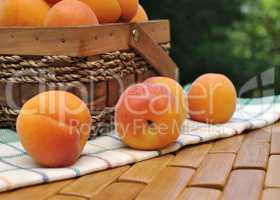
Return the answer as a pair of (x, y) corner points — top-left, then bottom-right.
(130, 4), (148, 23)
(117, 0), (138, 22)
(0, 0), (49, 26)
(145, 77), (187, 122)
(16, 91), (92, 167)
(188, 73), (237, 124)
(79, 0), (121, 23)
(115, 83), (184, 150)
(44, 0), (99, 27)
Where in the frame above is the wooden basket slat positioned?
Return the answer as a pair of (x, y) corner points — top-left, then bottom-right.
(0, 20), (170, 57)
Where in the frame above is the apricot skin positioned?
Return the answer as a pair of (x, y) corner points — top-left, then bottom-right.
(117, 0), (138, 22)
(79, 0), (121, 23)
(145, 76), (187, 122)
(130, 5), (148, 23)
(115, 83), (184, 150)
(16, 91), (92, 167)
(188, 73), (237, 124)
(44, 0), (99, 27)
(0, 0), (49, 26)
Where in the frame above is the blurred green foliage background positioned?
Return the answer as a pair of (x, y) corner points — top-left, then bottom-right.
(142, 0), (280, 97)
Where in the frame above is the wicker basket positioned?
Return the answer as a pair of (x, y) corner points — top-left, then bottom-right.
(0, 20), (178, 138)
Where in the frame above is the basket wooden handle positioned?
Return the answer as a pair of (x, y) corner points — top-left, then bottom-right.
(129, 24), (178, 80)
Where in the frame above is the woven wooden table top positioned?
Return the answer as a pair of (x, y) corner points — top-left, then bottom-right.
(1, 122), (280, 200)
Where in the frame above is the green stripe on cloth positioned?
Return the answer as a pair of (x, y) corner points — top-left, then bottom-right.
(0, 129), (19, 143)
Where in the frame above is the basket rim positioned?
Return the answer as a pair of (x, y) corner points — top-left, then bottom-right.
(0, 20), (170, 57)
(0, 19), (169, 30)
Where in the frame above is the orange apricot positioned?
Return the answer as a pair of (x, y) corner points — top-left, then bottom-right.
(79, 0), (121, 23)
(115, 83), (183, 150)
(145, 76), (188, 121)
(16, 91), (92, 167)
(130, 4), (148, 23)
(0, 0), (49, 26)
(188, 73), (237, 124)
(117, 0), (138, 22)
(44, 0), (99, 27)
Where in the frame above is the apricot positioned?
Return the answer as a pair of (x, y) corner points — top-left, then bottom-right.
(145, 77), (187, 121)
(0, 0), (49, 26)
(117, 0), (138, 22)
(130, 4), (148, 23)
(188, 73), (237, 124)
(79, 0), (121, 23)
(16, 91), (92, 167)
(44, 0), (99, 27)
(115, 83), (184, 150)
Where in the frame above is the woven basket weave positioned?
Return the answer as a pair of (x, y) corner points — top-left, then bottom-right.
(0, 43), (170, 138)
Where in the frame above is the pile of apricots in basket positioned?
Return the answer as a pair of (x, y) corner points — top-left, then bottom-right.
(17, 74), (237, 167)
(0, 0), (148, 27)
